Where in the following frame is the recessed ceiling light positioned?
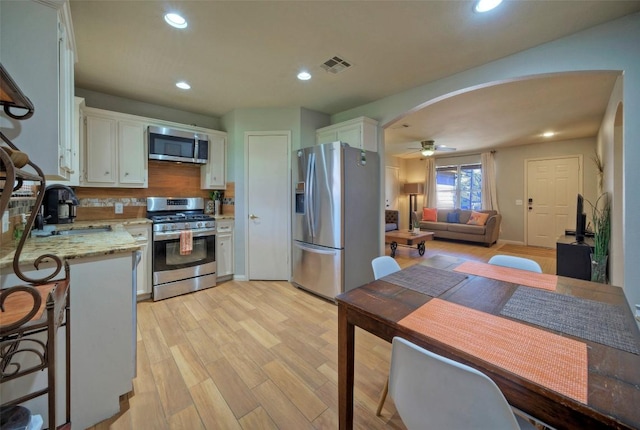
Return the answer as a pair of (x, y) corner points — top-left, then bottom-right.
(176, 81), (191, 90)
(543, 131), (555, 138)
(164, 13), (187, 29)
(474, 0), (503, 13)
(297, 71), (312, 81)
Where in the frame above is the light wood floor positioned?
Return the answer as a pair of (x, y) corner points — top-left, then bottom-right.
(88, 240), (556, 430)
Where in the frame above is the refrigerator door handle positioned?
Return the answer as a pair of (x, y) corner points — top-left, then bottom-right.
(307, 153), (316, 238)
(295, 241), (338, 255)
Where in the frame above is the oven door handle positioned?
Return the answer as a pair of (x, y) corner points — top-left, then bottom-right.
(153, 228), (216, 241)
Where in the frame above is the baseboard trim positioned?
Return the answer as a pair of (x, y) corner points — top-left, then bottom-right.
(497, 239), (526, 246)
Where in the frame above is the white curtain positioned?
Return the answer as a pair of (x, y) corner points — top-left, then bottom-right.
(481, 152), (499, 211)
(423, 157), (437, 208)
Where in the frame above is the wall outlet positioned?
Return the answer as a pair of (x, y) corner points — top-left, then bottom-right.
(115, 203), (124, 214)
(515, 199), (523, 206)
(2, 211), (9, 233)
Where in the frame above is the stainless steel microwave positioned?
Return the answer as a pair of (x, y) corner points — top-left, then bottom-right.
(148, 126), (209, 164)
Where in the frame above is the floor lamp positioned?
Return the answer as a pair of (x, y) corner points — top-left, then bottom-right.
(403, 182), (424, 229)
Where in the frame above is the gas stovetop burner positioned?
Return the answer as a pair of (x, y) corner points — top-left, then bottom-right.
(146, 197), (216, 232)
(151, 213), (214, 223)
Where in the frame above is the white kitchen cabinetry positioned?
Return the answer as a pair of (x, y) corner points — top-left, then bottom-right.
(118, 120), (147, 185)
(125, 224), (152, 299)
(216, 219), (234, 281)
(82, 108), (148, 187)
(316, 116), (379, 152)
(1, 253), (134, 429)
(0, 0), (76, 180)
(201, 133), (227, 189)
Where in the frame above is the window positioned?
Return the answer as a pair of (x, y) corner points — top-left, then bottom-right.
(436, 164), (482, 210)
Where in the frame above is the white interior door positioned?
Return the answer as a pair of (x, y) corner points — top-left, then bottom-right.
(526, 156), (580, 248)
(385, 166), (400, 210)
(246, 132), (291, 280)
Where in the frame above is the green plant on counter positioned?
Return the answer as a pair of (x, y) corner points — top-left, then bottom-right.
(210, 190), (223, 201)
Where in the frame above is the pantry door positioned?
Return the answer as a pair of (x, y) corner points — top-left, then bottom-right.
(246, 132), (291, 280)
(526, 156), (581, 248)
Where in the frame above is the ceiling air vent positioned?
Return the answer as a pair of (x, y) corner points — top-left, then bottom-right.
(321, 56), (352, 74)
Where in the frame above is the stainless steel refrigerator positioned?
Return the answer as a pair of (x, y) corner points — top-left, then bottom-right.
(292, 141), (380, 300)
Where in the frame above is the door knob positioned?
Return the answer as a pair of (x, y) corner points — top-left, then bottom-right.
(249, 214), (259, 220)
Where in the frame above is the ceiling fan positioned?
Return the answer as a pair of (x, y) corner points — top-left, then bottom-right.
(409, 140), (457, 157)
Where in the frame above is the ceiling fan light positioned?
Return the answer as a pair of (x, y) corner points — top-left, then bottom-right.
(421, 149), (435, 157)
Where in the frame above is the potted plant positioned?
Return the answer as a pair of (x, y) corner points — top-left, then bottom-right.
(588, 192), (610, 283)
(210, 190), (223, 215)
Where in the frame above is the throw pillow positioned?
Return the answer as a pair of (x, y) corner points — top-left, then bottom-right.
(467, 211), (489, 226)
(422, 207), (437, 222)
(446, 211), (460, 223)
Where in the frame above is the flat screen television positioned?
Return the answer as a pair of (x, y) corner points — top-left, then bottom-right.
(576, 193), (587, 244)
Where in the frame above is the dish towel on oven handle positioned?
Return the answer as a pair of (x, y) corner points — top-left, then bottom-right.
(180, 229), (193, 255)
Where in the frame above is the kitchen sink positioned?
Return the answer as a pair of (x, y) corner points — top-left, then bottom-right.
(51, 226), (112, 236)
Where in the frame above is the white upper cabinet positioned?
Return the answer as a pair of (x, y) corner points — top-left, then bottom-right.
(316, 116), (379, 152)
(201, 133), (227, 189)
(84, 113), (117, 184)
(82, 108), (147, 188)
(0, 0), (76, 180)
(118, 121), (147, 185)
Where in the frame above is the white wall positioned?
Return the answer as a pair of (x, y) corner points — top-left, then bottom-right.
(333, 13), (640, 310)
(75, 88), (220, 130)
(598, 76), (624, 287)
(221, 107), (329, 278)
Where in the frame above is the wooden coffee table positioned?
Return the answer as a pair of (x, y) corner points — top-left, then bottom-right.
(385, 230), (434, 257)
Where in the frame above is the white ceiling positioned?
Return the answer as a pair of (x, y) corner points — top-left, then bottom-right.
(385, 72), (620, 158)
(70, 1), (640, 157)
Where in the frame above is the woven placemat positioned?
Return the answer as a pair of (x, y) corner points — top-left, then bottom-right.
(381, 264), (467, 297)
(501, 286), (640, 355)
(399, 298), (588, 403)
(454, 260), (557, 291)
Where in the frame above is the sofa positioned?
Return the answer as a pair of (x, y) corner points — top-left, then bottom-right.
(385, 210), (399, 232)
(414, 208), (501, 247)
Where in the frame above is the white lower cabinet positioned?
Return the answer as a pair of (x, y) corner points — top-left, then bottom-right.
(0, 253), (134, 429)
(216, 219), (234, 281)
(125, 224), (152, 299)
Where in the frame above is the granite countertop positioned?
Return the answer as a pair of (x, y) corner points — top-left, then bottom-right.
(54, 218), (152, 231)
(214, 214), (235, 220)
(0, 218), (150, 270)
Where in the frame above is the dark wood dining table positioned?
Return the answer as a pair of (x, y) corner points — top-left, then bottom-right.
(336, 255), (640, 430)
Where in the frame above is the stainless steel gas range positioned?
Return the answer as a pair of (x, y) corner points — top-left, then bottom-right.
(147, 197), (216, 301)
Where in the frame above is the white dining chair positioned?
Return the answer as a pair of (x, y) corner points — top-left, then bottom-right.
(488, 255), (543, 273)
(388, 336), (536, 430)
(371, 256), (401, 280)
(371, 255), (401, 415)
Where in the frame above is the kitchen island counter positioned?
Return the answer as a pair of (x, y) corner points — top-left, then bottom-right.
(0, 218), (150, 269)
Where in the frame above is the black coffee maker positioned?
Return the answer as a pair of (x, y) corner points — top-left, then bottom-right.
(43, 185), (79, 224)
